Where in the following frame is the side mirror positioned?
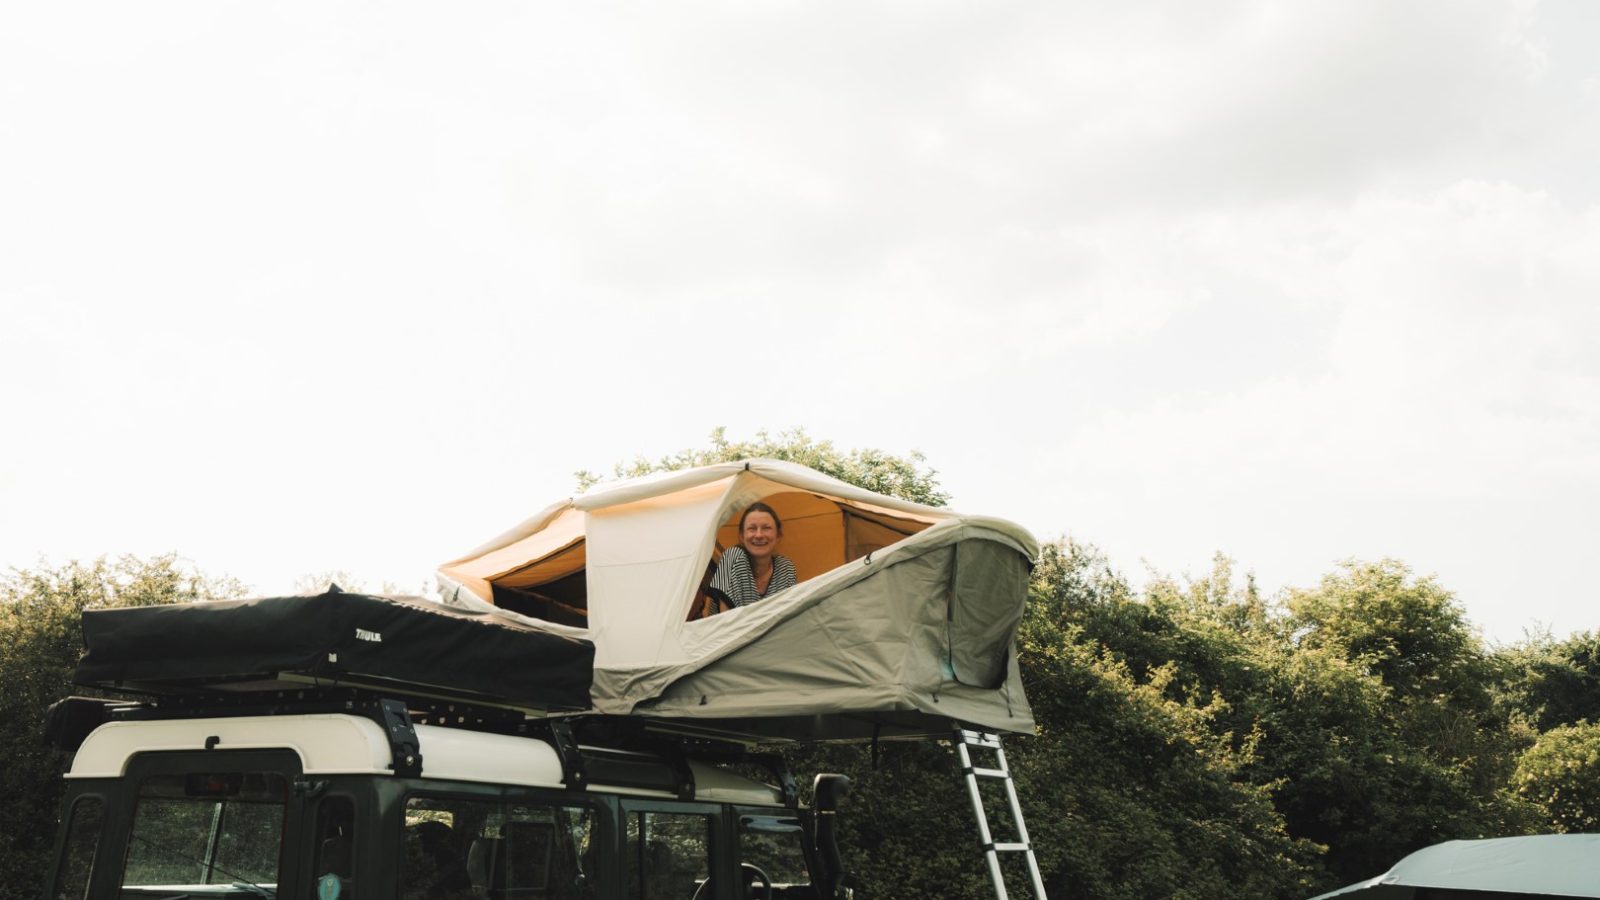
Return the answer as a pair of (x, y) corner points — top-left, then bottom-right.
(812, 774), (854, 899)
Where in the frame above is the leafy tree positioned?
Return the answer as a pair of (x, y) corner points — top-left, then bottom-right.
(0, 556), (243, 898)
(1498, 631), (1600, 733)
(1286, 560), (1484, 702)
(1046, 551), (1536, 892)
(1272, 560), (1535, 884)
(576, 426), (951, 506)
(1015, 540), (1320, 898)
(1514, 722), (1600, 832)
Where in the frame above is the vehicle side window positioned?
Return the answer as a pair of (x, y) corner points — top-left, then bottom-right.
(311, 795), (356, 899)
(401, 795), (595, 900)
(739, 815), (811, 887)
(626, 812), (711, 900)
(52, 795), (104, 900)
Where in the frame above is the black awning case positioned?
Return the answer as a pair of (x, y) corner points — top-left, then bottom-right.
(76, 587), (594, 711)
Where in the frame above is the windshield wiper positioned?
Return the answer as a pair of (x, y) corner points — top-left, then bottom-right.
(125, 833), (276, 898)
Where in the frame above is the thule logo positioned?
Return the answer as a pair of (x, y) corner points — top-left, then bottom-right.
(355, 628), (383, 643)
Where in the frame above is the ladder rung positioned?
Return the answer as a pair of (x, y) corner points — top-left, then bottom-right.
(958, 730), (1004, 749)
(967, 766), (1008, 779)
(986, 842), (1031, 853)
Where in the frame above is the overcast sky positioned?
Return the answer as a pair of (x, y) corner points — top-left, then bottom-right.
(2, 1), (1596, 643)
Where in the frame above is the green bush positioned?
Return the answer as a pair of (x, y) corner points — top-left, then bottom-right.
(1514, 722), (1600, 832)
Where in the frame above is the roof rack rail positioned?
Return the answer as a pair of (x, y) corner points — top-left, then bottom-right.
(47, 689), (799, 806)
(44, 691), (429, 776)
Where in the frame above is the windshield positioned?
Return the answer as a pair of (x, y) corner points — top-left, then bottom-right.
(119, 771), (287, 898)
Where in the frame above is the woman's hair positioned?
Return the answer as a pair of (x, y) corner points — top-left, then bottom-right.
(739, 501), (783, 535)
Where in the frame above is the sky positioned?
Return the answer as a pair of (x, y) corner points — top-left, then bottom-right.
(2, 1), (1596, 644)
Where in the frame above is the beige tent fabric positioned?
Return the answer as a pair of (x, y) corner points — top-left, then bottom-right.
(438, 503), (584, 601)
(436, 459), (1040, 738)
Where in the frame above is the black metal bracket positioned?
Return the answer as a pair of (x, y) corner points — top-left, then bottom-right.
(379, 698), (423, 777)
(666, 745), (697, 802)
(545, 719), (588, 790)
(752, 752), (798, 807)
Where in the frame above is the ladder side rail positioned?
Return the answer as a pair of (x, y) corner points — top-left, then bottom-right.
(995, 745), (1048, 899)
(956, 737), (1012, 900)
(955, 728), (1049, 900)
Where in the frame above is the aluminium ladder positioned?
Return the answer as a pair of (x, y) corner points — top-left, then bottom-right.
(954, 728), (1049, 900)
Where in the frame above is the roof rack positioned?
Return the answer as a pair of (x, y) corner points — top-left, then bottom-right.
(44, 688), (799, 807)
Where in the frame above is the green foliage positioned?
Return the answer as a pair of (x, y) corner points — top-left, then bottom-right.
(574, 427), (951, 507)
(1017, 543), (1321, 898)
(1287, 560), (1482, 703)
(1514, 722), (1600, 832)
(1280, 561), (1533, 847)
(1029, 547), (1540, 893)
(0, 556), (243, 898)
(1499, 631), (1600, 733)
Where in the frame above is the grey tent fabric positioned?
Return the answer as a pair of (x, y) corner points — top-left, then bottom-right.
(950, 538), (1029, 689)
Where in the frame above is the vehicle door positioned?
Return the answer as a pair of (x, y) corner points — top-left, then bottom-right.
(618, 799), (728, 900)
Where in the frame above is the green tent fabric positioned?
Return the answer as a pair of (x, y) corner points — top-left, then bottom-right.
(1310, 835), (1600, 899)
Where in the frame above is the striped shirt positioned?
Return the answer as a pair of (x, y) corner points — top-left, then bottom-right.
(708, 546), (797, 608)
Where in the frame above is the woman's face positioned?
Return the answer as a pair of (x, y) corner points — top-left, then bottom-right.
(741, 511), (781, 560)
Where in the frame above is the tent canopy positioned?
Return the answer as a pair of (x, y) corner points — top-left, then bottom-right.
(439, 459), (990, 668)
(437, 459), (1040, 740)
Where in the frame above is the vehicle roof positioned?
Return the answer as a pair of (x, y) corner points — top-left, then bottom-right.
(1310, 834), (1600, 899)
(67, 713), (785, 806)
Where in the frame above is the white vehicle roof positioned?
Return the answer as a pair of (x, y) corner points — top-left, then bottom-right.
(67, 714), (784, 807)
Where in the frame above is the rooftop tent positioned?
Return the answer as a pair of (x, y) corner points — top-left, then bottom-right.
(437, 459), (1039, 742)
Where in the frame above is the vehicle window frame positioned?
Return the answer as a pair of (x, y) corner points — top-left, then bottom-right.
(308, 792), (359, 900)
(102, 749), (306, 900)
(618, 798), (732, 900)
(50, 792), (107, 900)
(397, 788), (608, 900)
(734, 807), (818, 892)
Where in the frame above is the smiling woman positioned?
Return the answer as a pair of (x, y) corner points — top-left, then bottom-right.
(702, 502), (798, 614)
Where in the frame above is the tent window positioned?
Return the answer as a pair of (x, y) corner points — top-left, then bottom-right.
(490, 539), (588, 627)
(700, 493), (937, 618)
(841, 508), (920, 561)
(493, 570), (588, 628)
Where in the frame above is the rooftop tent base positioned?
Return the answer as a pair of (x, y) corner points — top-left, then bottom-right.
(586, 710), (1012, 745)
